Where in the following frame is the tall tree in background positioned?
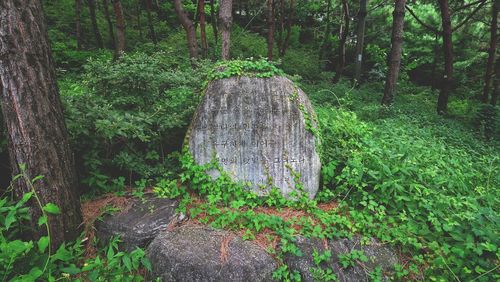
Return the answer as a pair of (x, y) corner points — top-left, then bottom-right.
(320, 0), (333, 61)
(482, 0), (498, 103)
(437, 0), (453, 114)
(277, 0), (285, 55)
(333, 0), (350, 83)
(76, 0), (83, 49)
(281, 0), (294, 56)
(103, 0), (116, 49)
(87, 0), (104, 48)
(267, 0), (276, 60)
(219, 0), (233, 60)
(0, 0), (82, 249)
(199, 0), (208, 57)
(146, 0), (158, 44)
(112, 0), (126, 55)
(354, 0), (368, 82)
(210, 0), (218, 47)
(381, 0), (407, 106)
(174, 0), (198, 59)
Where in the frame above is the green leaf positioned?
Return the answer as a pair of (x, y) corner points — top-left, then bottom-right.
(5, 211), (16, 229)
(43, 203), (61, 215)
(38, 236), (50, 253)
(38, 215), (48, 226)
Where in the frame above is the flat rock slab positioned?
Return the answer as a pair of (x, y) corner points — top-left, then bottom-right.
(187, 76), (321, 198)
(284, 236), (399, 281)
(147, 225), (278, 282)
(95, 195), (178, 251)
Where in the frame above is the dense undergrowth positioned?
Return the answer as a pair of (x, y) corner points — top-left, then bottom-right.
(1, 37), (499, 280)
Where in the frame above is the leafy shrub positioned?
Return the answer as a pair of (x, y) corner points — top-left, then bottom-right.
(0, 172), (151, 281)
(62, 51), (213, 193)
(281, 48), (323, 81)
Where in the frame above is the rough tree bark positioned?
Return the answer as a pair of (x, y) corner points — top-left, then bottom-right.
(219, 0), (233, 60)
(103, 0), (116, 49)
(174, 0), (198, 60)
(482, 0), (498, 103)
(199, 0), (208, 57)
(87, 0), (104, 48)
(146, 0), (158, 44)
(381, 0), (407, 106)
(0, 0), (82, 249)
(76, 0), (83, 49)
(354, 0), (368, 82)
(267, 0), (276, 60)
(437, 0), (453, 115)
(210, 0), (218, 46)
(333, 0), (350, 83)
(281, 0), (294, 56)
(491, 58), (500, 106)
(112, 0), (126, 56)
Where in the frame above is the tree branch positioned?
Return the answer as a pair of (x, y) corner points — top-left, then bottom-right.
(405, 5), (439, 34)
(452, 0), (487, 32)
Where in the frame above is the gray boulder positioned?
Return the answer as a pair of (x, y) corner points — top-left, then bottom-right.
(284, 236), (398, 281)
(95, 195), (178, 251)
(187, 76), (321, 198)
(147, 225), (278, 282)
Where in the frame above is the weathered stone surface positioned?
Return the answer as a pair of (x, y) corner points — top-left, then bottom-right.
(95, 195), (178, 251)
(284, 236), (398, 281)
(187, 76), (321, 198)
(147, 225), (278, 282)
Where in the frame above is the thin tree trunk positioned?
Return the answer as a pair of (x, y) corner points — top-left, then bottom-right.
(103, 0), (116, 49)
(76, 0), (83, 49)
(430, 32), (439, 91)
(437, 0), (453, 114)
(333, 0), (349, 83)
(155, 0), (166, 21)
(319, 0), (332, 61)
(282, 0), (294, 56)
(199, 0), (208, 57)
(136, 0), (142, 39)
(87, 0), (104, 48)
(267, 0), (275, 60)
(354, 0), (368, 82)
(491, 58), (499, 106)
(210, 0), (218, 47)
(146, 0), (157, 44)
(0, 0), (82, 250)
(112, 0), (126, 56)
(277, 0), (285, 55)
(219, 0), (233, 60)
(381, 0), (407, 106)
(482, 0), (498, 103)
(174, 0), (198, 60)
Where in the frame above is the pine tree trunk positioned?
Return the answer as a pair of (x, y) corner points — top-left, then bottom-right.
(136, 0), (142, 39)
(482, 0), (498, 103)
(354, 0), (368, 82)
(210, 0), (218, 47)
(333, 0), (349, 83)
(199, 0), (208, 57)
(437, 0), (453, 115)
(381, 0), (407, 106)
(0, 0), (82, 250)
(282, 0), (294, 56)
(112, 0), (126, 56)
(174, 0), (198, 60)
(76, 0), (83, 49)
(155, 0), (166, 21)
(319, 0), (332, 62)
(87, 0), (104, 48)
(277, 0), (285, 55)
(267, 0), (275, 60)
(103, 0), (116, 49)
(219, 0), (233, 60)
(491, 58), (499, 106)
(146, 0), (157, 44)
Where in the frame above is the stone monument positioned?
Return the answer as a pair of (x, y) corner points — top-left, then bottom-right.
(187, 75), (321, 198)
